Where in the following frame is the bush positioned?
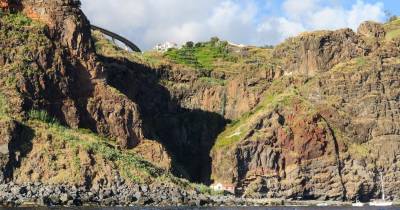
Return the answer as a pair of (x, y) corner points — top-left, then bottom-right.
(0, 93), (8, 117)
(28, 110), (59, 125)
(389, 16), (398, 22)
(195, 42), (204, 48)
(164, 37), (234, 70)
(210, 37), (220, 46)
(185, 41), (194, 48)
(1, 13), (33, 28)
(262, 45), (274, 49)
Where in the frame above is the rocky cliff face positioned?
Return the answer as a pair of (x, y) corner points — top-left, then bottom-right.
(0, 0), (167, 187)
(1, 0), (400, 203)
(0, 0), (144, 149)
(211, 21), (400, 201)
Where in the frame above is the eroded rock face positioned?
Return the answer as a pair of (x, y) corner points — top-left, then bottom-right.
(87, 85), (143, 148)
(211, 23), (400, 200)
(0, 0), (144, 148)
(164, 67), (281, 120)
(211, 103), (345, 200)
(1, 0), (400, 202)
(357, 21), (386, 39)
(273, 29), (366, 76)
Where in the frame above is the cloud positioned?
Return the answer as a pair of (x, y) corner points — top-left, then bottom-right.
(256, 17), (306, 45)
(347, 0), (385, 29)
(309, 0), (384, 30)
(283, 0), (321, 20)
(81, 0), (386, 50)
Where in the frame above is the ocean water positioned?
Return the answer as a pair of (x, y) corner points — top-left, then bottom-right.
(1, 206), (399, 210)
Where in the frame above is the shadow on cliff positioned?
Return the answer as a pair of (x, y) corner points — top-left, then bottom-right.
(3, 123), (34, 182)
(99, 55), (227, 184)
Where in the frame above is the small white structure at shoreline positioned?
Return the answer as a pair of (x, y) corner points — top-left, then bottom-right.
(210, 183), (235, 194)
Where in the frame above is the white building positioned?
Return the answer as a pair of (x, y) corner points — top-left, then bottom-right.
(228, 41), (246, 48)
(153, 42), (178, 52)
(210, 183), (235, 194)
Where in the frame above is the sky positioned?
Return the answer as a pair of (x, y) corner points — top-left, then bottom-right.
(81, 0), (400, 50)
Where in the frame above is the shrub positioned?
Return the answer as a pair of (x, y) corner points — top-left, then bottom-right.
(389, 15), (398, 22)
(185, 41), (194, 48)
(210, 37), (220, 46)
(28, 110), (59, 125)
(195, 42), (204, 48)
(2, 13), (33, 28)
(0, 93), (8, 117)
(164, 37), (233, 70)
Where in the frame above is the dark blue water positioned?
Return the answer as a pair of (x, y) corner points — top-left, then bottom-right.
(1, 206), (399, 210)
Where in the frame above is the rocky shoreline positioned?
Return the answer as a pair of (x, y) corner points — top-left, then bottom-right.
(0, 181), (265, 207)
(1, 182), (400, 208)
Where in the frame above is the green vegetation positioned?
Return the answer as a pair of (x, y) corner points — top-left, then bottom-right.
(191, 183), (224, 196)
(213, 78), (300, 148)
(348, 143), (370, 159)
(0, 12), (50, 89)
(386, 28), (400, 41)
(26, 109), (180, 184)
(28, 110), (60, 125)
(164, 38), (234, 70)
(384, 18), (400, 41)
(24, 110), (212, 190)
(198, 77), (226, 86)
(0, 93), (8, 118)
(331, 56), (372, 73)
(93, 31), (276, 81)
(1, 13), (33, 27)
(213, 75), (320, 149)
(388, 16), (399, 22)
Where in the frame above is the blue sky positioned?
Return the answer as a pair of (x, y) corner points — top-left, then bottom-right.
(81, 0), (399, 50)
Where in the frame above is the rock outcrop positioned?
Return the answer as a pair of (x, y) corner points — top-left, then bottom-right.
(357, 21), (386, 39)
(0, 0), (144, 149)
(273, 29), (366, 76)
(211, 21), (400, 201)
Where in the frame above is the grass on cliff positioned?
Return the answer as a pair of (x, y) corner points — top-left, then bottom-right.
(330, 56), (373, 73)
(28, 110), (170, 183)
(163, 39), (277, 74)
(348, 143), (370, 159)
(0, 12), (50, 89)
(93, 30), (275, 75)
(386, 29), (400, 41)
(164, 39), (235, 70)
(0, 93), (8, 118)
(384, 18), (400, 41)
(25, 110), (221, 194)
(213, 77), (315, 149)
(1, 12), (33, 27)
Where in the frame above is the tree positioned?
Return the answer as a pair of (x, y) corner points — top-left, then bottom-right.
(219, 41), (228, 47)
(195, 42), (203, 48)
(210, 37), (220, 46)
(185, 41), (194, 48)
(384, 10), (398, 22)
(389, 15), (398, 22)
